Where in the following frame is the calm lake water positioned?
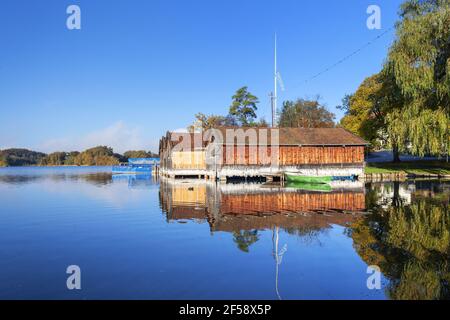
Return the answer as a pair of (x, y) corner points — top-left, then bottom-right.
(0, 167), (448, 300)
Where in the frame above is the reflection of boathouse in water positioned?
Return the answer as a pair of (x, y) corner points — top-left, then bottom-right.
(159, 178), (366, 232)
(159, 179), (367, 300)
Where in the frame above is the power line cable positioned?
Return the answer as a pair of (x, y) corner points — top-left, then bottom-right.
(289, 25), (396, 91)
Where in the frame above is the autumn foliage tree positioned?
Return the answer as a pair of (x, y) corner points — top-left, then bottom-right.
(279, 98), (335, 128)
(339, 72), (404, 158)
(39, 152), (67, 166)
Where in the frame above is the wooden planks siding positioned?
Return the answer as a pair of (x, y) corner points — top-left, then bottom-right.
(221, 145), (273, 166)
(220, 191), (366, 214)
(171, 151), (206, 170)
(171, 183), (207, 205)
(279, 146), (364, 165)
(219, 145), (365, 166)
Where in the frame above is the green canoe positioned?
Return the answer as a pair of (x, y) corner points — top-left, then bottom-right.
(285, 182), (332, 192)
(285, 173), (332, 184)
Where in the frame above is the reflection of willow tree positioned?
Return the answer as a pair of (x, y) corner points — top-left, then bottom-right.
(233, 230), (260, 253)
(366, 181), (405, 208)
(391, 182), (404, 207)
(351, 199), (449, 300)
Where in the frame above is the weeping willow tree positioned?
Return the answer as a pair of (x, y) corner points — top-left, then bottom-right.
(385, 0), (450, 158)
(385, 200), (450, 299)
(389, 260), (447, 300)
(386, 200), (450, 258)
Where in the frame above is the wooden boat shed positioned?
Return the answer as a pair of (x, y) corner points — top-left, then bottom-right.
(158, 127), (369, 181)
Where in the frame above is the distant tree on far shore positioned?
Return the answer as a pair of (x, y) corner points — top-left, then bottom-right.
(278, 98), (335, 128)
(64, 152), (81, 165)
(0, 149), (46, 166)
(0, 155), (6, 167)
(38, 147), (119, 166)
(39, 151), (82, 166)
(1, 147), (158, 167)
(39, 152), (67, 166)
(73, 146), (119, 166)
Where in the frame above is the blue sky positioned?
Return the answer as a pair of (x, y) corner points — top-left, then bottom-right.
(0, 0), (403, 153)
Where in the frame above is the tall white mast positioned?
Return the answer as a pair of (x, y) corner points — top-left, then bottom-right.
(272, 34), (277, 128)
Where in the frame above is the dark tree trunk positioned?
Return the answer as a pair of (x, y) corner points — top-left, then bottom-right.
(393, 144), (401, 163)
(392, 181), (402, 207)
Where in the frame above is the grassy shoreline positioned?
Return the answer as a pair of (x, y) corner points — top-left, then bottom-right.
(365, 160), (450, 176)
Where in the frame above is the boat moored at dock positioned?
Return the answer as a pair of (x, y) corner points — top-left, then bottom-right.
(285, 173), (358, 185)
(112, 158), (159, 174)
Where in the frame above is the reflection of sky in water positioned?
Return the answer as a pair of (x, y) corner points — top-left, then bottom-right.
(0, 167), (448, 299)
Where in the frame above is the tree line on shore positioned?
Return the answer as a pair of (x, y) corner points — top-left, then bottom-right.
(191, 0), (449, 163)
(0, 147), (158, 167)
(338, 0), (449, 162)
(189, 86), (336, 131)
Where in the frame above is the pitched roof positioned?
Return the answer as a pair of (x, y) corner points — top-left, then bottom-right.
(159, 132), (207, 152)
(161, 127), (369, 149)
(277, 128), (369, 146)
(210, 127), (368, 146)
